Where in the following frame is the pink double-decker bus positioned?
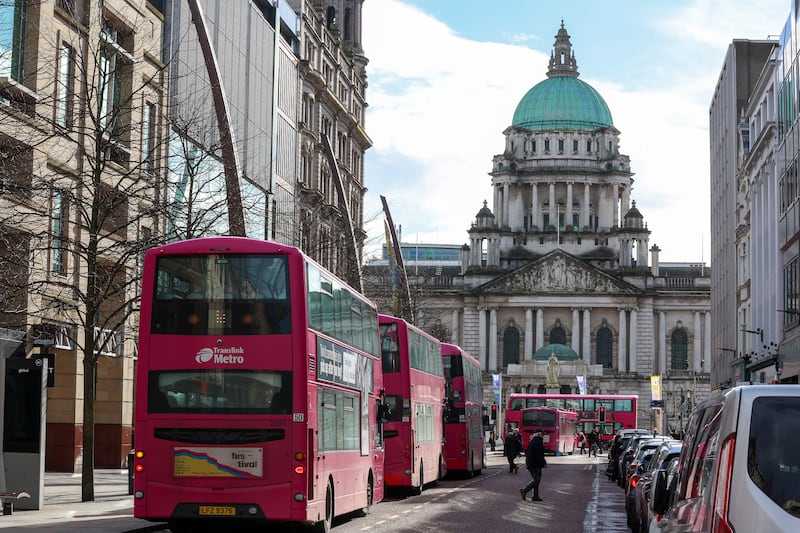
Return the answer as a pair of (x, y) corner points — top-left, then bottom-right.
(133, 237), (385, 532)
(379, 314), (446, 493)
(519, 407), (578, 455)
(441, 343), (485, 476)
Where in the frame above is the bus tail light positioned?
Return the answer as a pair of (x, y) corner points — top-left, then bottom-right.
(294, 466), (305, 474)
(294, 452), (305, 461)
(135, 463), (145, 473)
(711, 433), (736, 533)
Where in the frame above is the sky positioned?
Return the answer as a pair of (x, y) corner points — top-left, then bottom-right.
(360, 0), (789, 264)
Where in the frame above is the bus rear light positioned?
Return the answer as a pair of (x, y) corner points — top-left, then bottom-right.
(294, 493), (305, 502)
(135, 463), (145, 473)
(404, 452), (411, 459)
(135, 450), (145, 459)
(294, 466), (304, 474)
(403, 444), (411, 450)
(294, 452), (305, 461)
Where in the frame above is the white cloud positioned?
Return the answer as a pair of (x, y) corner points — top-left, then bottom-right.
(362, 0), (788, 263)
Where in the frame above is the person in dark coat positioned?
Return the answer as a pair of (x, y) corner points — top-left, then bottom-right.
(520, 428), (547, 501)
(504, 427), (523, 473)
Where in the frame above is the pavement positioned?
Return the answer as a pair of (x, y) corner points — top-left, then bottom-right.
(0, 469), (137, 529)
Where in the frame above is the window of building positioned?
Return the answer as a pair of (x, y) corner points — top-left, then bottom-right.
(56, 43), (75, 128)
(544, 139), (550, 152)
(671, 328), (688, 370)
(784, 256), (799, 328)
(596, 327), (613, 368)
(98, 20), (134, 145)
(573, 139), (578, 152)
(142, 101), (156, 174)
(549, 326), (566, 345)
(558, 139), (564, 152)
(531, 140), (536, 153)
(503, 326), (520, 365)
(51, 189), (68, 275)
(0, 0), (27, 82)
(586, 140), (592, 152)
(543, 213), (549, 228)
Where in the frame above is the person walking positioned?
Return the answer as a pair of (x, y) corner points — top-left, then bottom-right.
(520, 428), (547, 501)
(578, 430), (587, 454)
(607, 433), (624, 481)
(504, 427), (523, 473)
(587, 428), (599, 457)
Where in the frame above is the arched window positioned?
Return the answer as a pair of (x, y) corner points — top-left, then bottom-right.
(326, 6), (336, 28)
(503, 327), (520, 365)
(671, 328), (688, 369)
(596, 327), (613, 368)
(550, 326), (566, 345)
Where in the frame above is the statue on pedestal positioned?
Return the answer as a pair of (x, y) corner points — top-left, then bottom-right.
(546, 353), (560, 387)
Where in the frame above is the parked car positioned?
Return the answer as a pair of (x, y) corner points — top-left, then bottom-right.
(618, 435), (660, 488)
(625, 446), (659, 531)
(634, 440), (682, 533)
(646, 456), (680, 533)
(649, 384), (800, 532)
(623, 437), (672, 489)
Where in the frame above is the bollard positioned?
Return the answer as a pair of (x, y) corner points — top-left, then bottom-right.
(128, 452), (135, 495)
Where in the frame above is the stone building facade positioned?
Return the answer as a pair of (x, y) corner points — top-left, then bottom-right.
(415, 24), (713, 432)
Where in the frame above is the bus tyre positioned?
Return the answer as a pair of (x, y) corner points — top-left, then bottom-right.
(356, 475), (373, 517)
(314, 480), (333, 533)
(413, 462), (424, 495)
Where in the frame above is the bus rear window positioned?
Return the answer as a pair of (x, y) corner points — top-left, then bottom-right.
(151, 254), (290, 335)
(522, 410), (557, 427)
(148, 370), (291, 414)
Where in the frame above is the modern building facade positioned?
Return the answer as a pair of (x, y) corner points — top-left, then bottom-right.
(710, 38), (779, 390)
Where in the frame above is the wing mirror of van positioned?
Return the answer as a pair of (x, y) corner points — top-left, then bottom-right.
(651, 469), (669, 515)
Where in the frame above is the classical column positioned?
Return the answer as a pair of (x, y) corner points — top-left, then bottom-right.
(566, 183), (573, 229)
(503, 182), (510, 227)
(629, 308), (638, 373)
(582, 308), (591, 360)
(536, 308), (544, 350)
(489, 308), (498, 371)
(583, 183), (591, 228)
(612, 182), (619, 227)
(571, 308), (580, 353)
(525, 308), (534, 360)
(479, 308), (487, 369)
(659, 311), (667, 374)
(618, 308), (627, 372)
(549, 182), (556, 227)
(451, 309), (460, 346)
(494, 186), (501, 230)
(693, 311), (702, 371)
(704, 311), (711, 373)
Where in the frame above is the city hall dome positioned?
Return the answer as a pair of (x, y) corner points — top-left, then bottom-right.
(512, 22), (613, 132)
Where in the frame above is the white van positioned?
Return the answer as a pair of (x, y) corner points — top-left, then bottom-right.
(650, 384), (800, 532)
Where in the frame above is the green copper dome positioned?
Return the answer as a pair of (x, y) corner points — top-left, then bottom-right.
(511, 22), (613, 132)
(533, 343), (580, 361)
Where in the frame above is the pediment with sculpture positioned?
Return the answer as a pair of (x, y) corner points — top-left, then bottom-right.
(479, 250), (641, 295)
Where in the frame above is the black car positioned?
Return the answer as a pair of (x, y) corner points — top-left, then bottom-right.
(633, 440), (682, 533)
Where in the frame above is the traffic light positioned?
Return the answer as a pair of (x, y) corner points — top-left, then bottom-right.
(599, 407), (606, 422)
(490, 404), (497, 421)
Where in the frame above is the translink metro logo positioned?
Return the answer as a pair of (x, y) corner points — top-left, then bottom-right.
(195, 346), (245, 365)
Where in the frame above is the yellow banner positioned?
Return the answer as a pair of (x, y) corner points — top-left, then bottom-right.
(650, 375), (662, 401)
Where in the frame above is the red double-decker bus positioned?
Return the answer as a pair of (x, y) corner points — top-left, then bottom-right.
(505, 393), (638, 445)
(441, 343), (485, 476)
(379, 314), (446, 493)
(133, 237), (385, 532)
(519, 407), (577, 455)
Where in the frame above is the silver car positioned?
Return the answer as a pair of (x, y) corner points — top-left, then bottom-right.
(650, 385), (800, 532)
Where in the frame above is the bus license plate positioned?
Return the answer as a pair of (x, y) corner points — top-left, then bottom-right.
(198, 505), (236, 516)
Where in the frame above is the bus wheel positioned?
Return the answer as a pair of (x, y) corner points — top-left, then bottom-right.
(313, 480), (333, 533)
(413, 461), (424, 495)
(356, 475), (373, 517)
